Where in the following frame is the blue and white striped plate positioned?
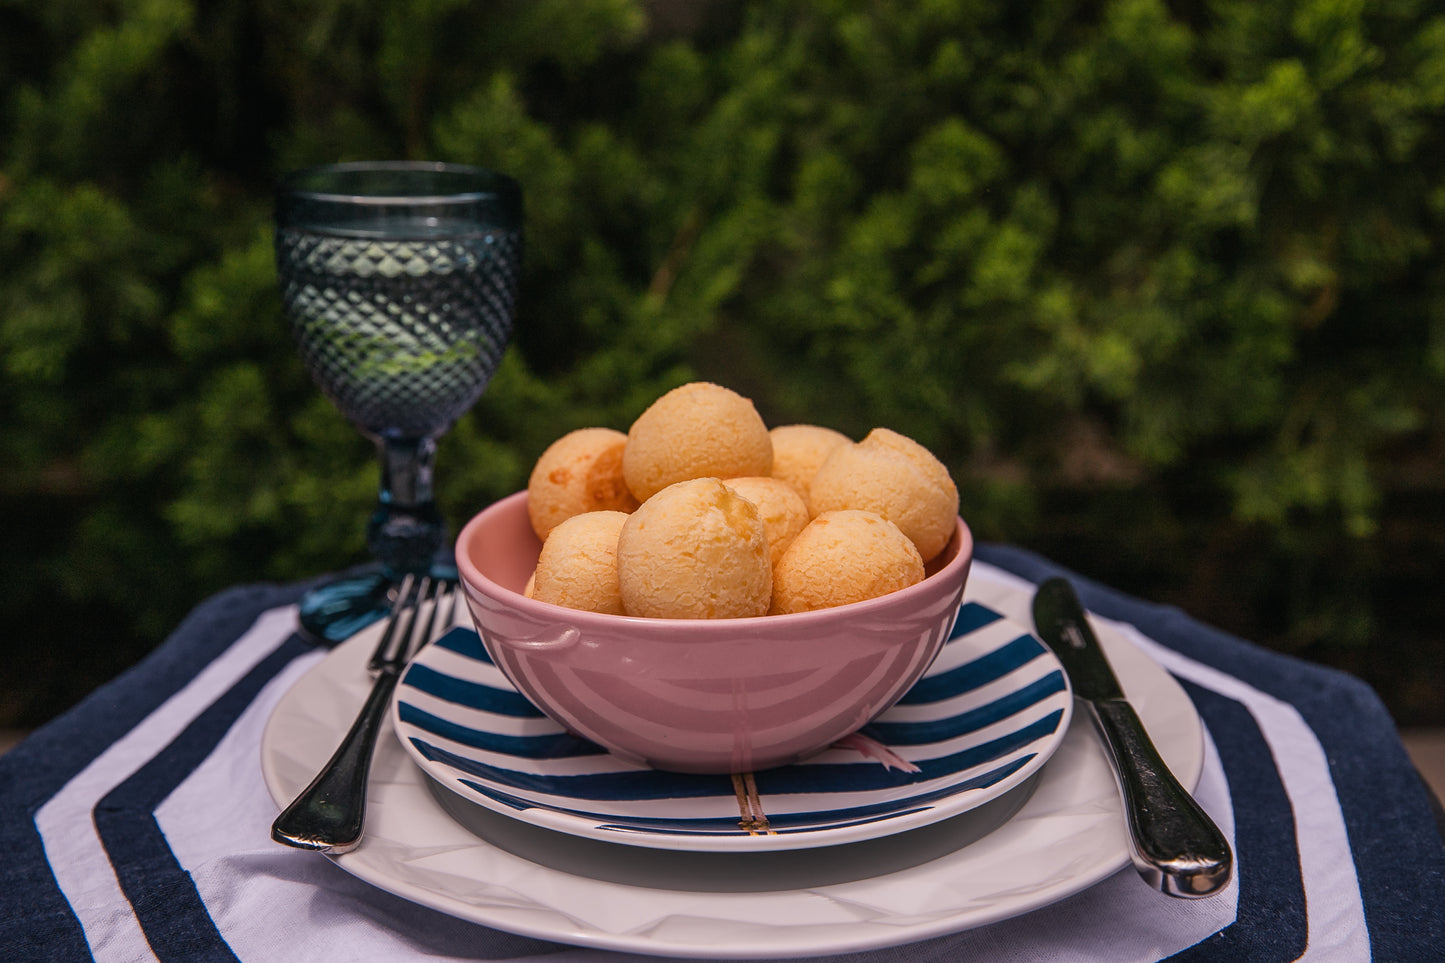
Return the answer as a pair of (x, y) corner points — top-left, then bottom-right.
(392, 601), (1073, 852)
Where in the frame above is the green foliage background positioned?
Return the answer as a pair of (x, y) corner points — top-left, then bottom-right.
(4, 0), (1444, 727)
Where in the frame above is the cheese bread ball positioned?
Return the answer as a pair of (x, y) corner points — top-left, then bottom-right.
(770, 511), (924, 614)
(622, 382), (773, 502)
(769, 424), (850, 505)
(527, 428), (639, 541)
(722, 476), (810, 570)
(531, 510), (629, 614)
(808, 428), (959, 563)
(617, 478), (772, 619)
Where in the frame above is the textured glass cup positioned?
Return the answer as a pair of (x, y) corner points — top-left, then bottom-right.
(275, 161), (523, 643)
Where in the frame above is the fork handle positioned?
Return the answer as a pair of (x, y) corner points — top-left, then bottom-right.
(271, 667), (400, 854)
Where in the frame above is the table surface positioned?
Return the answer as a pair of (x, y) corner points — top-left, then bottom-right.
(2, 544), (1442, 962)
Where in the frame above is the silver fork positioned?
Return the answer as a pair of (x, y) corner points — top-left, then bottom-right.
(272, 574), (457, 853)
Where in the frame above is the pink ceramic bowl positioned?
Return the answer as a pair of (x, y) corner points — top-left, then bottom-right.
(454, 491), (974, 774)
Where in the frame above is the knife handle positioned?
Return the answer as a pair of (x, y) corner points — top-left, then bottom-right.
(1086, 698), (1233, 898)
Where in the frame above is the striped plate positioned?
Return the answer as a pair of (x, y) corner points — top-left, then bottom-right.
(392, 601), (1073, 852)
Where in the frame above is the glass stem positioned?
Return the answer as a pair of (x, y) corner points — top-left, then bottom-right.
(367, 435), (446, 578)
(380, 435), (436, 507)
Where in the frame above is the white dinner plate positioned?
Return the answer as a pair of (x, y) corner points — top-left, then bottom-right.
(260, 570), (1205, 959)
(390, 600), (1073, 852)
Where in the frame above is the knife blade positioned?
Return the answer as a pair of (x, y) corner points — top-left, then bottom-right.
(1032, 576), (1233, 898)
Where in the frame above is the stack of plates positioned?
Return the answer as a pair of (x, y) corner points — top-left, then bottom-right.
(260, 583), (1205, 958)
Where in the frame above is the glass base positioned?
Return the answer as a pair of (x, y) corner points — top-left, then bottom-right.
(296, 561), (461, 646)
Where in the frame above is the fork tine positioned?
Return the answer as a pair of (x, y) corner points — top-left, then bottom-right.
(443, 583), (461, 630)
(365, 575), (456, 674)
(388, 575), (432, 668)
(373, 575), (432, 671)
(410, 578), (447, 659)
(366, 573), (417, 672)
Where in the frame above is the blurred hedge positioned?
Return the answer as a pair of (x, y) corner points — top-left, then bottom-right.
(3, 0), (1444, 727)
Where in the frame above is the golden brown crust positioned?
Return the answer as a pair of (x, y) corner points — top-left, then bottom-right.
(770, 510), (924, 614)
(808, 428), (959, 563)
(769, 424), (851, 505)
(617, 478), (772, 619)
(531, 510), (629, 614)
(527, 427), (639, 540)
(622, 382), (773, 502)
(723, 476), (810, 570)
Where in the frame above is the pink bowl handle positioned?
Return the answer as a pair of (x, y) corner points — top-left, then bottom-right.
(504, 625), (582, 651)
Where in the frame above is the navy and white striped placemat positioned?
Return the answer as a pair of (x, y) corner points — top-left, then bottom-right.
(2, 553), (1441, 961)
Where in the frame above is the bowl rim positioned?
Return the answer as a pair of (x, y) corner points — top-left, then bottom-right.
(454, 490), (974, 631)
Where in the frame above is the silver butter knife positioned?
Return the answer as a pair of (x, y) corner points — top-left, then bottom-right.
(1032, 576), (1232, 898)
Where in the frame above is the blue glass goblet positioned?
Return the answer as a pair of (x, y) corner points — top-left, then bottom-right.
(275, 161), (522, 644)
